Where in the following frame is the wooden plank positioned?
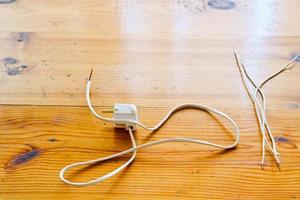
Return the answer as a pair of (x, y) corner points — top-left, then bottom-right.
(0, 105), (299, 199)
(0, 0), (299, 106)
(0, 35), (299, 106)
(0, 0), (300, 36)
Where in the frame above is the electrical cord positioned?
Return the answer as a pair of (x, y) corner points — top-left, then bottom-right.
(59, 69), (240, 186)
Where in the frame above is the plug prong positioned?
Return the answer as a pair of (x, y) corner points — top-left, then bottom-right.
(102, 108), (114, 113)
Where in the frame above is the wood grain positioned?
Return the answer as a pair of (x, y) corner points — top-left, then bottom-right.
(0, 0), (300, 199)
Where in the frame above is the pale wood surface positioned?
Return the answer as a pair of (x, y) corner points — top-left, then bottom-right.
(0, 0), (300, 199)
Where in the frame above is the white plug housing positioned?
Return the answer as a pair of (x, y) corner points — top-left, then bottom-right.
(113, 103), (138, 131)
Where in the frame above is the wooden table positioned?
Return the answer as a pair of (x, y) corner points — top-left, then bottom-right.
(1, 0), (299, 199)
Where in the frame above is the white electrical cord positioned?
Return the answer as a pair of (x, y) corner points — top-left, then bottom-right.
(59, 70), (240, 186)
(234, 50), (298, 167)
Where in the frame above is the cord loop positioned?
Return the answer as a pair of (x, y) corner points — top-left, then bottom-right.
(59, 74), (240, 186)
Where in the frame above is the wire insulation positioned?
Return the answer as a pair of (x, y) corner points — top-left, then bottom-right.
(234, 50), (298, 167)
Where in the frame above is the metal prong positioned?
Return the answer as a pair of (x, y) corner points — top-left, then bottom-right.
(261, 162), (264, 170)
(102, 108), (114, 113)
(277, 163), (281, 171)
(233, 49), (241, 67)
(88, 68), (93, 81)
